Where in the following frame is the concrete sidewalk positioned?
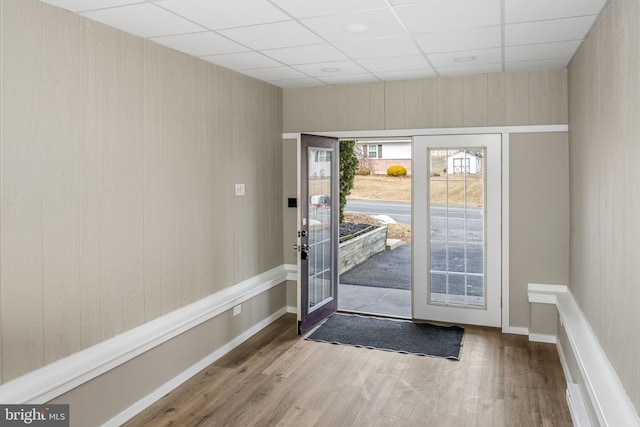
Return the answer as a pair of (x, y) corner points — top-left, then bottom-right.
(339, 243), (411, 317)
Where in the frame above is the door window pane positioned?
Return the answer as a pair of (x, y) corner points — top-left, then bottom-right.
(308, 148), (334, 310)
(428, 148), (486, 308)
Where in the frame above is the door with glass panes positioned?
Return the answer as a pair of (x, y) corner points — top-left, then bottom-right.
(413, 134), (501, 327)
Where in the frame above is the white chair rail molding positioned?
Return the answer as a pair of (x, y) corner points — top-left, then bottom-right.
(528, 283), (640, 427)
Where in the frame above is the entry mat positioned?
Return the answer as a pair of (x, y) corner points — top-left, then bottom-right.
(306, 313), (464, 360)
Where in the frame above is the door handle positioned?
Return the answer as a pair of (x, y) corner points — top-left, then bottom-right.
(300, 244), (309, 261)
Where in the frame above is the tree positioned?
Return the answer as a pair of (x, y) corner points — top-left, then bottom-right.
(339, 140), (358, 223)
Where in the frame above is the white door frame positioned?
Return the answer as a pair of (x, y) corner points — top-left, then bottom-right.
(284, 125), (567, 334)
(413, 134), (502, 327)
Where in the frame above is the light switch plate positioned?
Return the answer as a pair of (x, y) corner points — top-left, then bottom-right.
(235, 183), (245, 196)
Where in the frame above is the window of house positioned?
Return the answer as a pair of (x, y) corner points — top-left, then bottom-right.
(367, 144), (383, 159)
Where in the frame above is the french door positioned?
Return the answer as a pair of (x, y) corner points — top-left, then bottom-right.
(413, 134), (501, 327)
(297, 134), (339, 334)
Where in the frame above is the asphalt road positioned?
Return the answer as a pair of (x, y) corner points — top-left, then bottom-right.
(345, 199), (483, 226)
(342, 198), (486, 297)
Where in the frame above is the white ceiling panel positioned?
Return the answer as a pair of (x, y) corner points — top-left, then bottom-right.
(200, 52), (282, 70)
(41, 0), (139, 12)
(48, 0), (606, 88)
(271, 0), (388, 19)
(505, 0), (607, 24)
(294, 60), (369, 77)
(218, 21), (323, 50)
(389, 0), (431, 5)
(358, 55), (431, 73)
(505, 58), (570, 72)
(270, 78), (326, 88)
(395, 0), (501, 34)
(506, 40), (582, 62)
(301, 9), (407, 42)
(80, 3), (203, 38)
(263, 44), (348, 65)
(240, 66), (309, 81)
(319, 74), (380, 85)
(436, 63), (503, 77)
(506, 16), (596, 46)
(415, 26), (501, 54)
(156, 0), (290, 30)
(151, 32), (250, 57)
(333, 36), (422, 59)
(373, 69), (438, 81)
(428, 48), (502, 69)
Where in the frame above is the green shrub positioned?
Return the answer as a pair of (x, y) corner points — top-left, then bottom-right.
(355, 167), (371, 175)
(339, 140), (358, 223)
(387, 165), (407, 176)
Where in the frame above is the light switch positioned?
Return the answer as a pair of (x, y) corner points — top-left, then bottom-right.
(235, 184), (245, 196)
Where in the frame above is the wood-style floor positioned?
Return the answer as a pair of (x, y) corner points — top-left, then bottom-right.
(126, 314), (572, 427)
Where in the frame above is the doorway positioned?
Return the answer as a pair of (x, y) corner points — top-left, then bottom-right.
(338, 138), (412, 319)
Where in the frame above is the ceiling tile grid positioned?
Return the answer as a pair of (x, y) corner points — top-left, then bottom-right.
(41, 0), (608, 88)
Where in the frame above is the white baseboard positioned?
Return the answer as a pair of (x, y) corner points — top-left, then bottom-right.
(528, 283), (640, 427)
(528, 333), (557, 344)
(104, 307), (288, 427)
(0, 265), (288, 404)
(502, 326), (529, 336)
(286, 305), (297, 314)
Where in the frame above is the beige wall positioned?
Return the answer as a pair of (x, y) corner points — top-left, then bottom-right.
(283, 70), (567, 133)
(510, 133), (570, 328)
(49, 284), (286, 426)
(568, 0), (640, 412)
(0, 0), (283, 383)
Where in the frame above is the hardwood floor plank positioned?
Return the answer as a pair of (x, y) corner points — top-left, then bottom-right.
(126, 314), (572, 426)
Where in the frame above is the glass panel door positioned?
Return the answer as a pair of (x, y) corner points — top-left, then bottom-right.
(298, 134), (339, 334)
(413, 134), (501, 327)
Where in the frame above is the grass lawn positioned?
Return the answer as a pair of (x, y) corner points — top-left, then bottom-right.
(347, 174), (484, 206)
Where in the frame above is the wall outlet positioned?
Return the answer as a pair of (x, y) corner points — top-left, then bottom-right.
(233, 304), (242, 316)
(235, 184), (245, 196)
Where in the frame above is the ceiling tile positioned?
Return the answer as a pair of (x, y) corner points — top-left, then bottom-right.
(263, 44), (348, 65)
(151, 32), (249, 57)
(41, 0), (139, 12)
(373, 69), (438, 81)
(358, 55), (431, 73)
(436, 63), (503, 77)
(156, 0), (290, 30)
(427, 48), (502, 69)
(415, 26), (501, 54)
(270, 78), (327, 88)
(80, 3), (203, 38)
(218, 21), (323, 50)
(301, 9), (406, 42)
(505, 0), (606, 23)
(389, 0), (429, 4)
(271, 0), (388, 18)
(294, 60), (369, 77)
(333, 36), (421, 59)
(395, 0), (501, 33)
(505, 40), (582, 62)
(200, 52), (282, 70)
(239, 66), (309, 81)
(506, 16), (596, 46)
(319, 74), (380, 85)
(505, 58), (570, 72)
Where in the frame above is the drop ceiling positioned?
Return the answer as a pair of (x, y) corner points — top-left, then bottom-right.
(41, 0), (607, 88)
